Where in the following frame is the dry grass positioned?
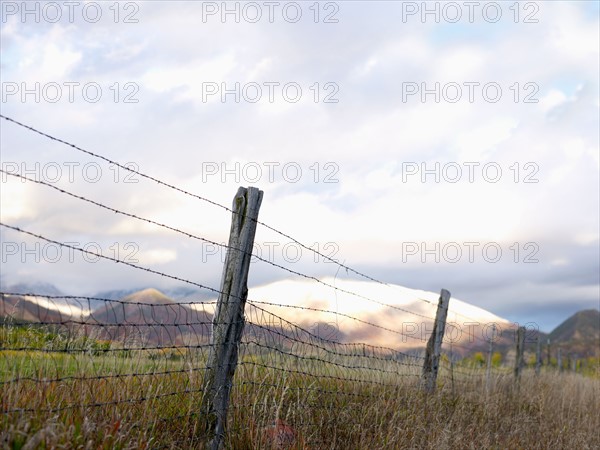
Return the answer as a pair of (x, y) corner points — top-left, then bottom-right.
(2, 361), (599, 448)
(226, 368), (600, 450)
(1, 327), (599, 449)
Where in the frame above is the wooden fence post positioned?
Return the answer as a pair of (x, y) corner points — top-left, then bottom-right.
(450, 354), (456, 397)
(485, 324), (496, 392)
(558, 348), (563, 373)
(421, 289), (450, 393)
(535, 337), (542, 376)
(514, 326), (525, 382)
(202, 186), (263, 449)
(546, 339), (551, 366)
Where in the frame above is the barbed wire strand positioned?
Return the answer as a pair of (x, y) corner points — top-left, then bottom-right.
(0, 169), (437, 321)
(0, 114), (388, 287)
(1, 114), (502, 330)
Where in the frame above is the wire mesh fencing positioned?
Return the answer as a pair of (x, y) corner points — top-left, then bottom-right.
(0, 115), (561, 448)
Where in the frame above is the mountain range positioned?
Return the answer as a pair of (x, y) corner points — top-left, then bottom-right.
(1, 280), (598, 358)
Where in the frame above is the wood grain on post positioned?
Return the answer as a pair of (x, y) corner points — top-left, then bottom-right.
(558, 347), (563, 373)
(485, 324), (496, 392)
(514, 326), (525, 382)
(421, 289), (451, 393)
(535, 337), (542, 376)
(202, 186), (263, 450)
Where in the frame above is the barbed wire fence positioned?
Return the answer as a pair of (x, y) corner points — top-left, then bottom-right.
(0, 115), (578, 448)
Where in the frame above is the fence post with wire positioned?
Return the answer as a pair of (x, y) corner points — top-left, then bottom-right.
(421, 289), (450, 393)
(1, 114), (579, 448)
(201, 186), (263, 449)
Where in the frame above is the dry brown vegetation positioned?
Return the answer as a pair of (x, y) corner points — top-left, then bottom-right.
(1, 340), (599, 450)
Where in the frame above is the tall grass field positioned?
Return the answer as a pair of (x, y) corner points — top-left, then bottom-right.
(1, 324), (599, 449)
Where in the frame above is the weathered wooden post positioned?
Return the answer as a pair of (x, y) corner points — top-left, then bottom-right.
(546, 338), (551, 366)
(514, 326), (525, 382)
(535, 336), (542, 376)
(450, 351), (456, 397)
(485, 324), (496, 391)
(202, 187), (263, 449)
(421, 289), (450, 393)
(558, 347), (563, 373)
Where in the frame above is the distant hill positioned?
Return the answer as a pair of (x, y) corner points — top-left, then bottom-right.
(92, 287), (208, 303)
(0, 281), (102, 313)
(0, 293), (66, 324)
(547, 309), (600, 357)
(0, 288), (214, 347)
(88, 288), (213, 346)
(92, 288), (143, 301)
(470, 309), (600, 361)
(0, 279), (517, 353)
(549, 309), (600, 342)
(1, 281), (64, 297)
(2, 280), (598, 359)
(229, 277), (513, 356)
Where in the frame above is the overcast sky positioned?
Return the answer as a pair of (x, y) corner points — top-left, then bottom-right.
(1, 1), (598, 332)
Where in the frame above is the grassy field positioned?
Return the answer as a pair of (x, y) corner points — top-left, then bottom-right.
(1, 326), (599, 449)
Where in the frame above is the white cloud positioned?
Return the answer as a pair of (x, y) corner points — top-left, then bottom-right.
(539, 89), (568, 113)
(136, 248), (178, 266)
(10, 26), (82, 81)
(0, 180), (34, 221)
(549, 2), (599, 61)
(142, 54), (237, 102)
(0, 1), (597, 328)
(434, 45), (487, 79)
(453, 117), (518, 161)
(574, 233), (600, 246)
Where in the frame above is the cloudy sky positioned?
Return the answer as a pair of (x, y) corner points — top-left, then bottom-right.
(1, 1), (598, 332)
